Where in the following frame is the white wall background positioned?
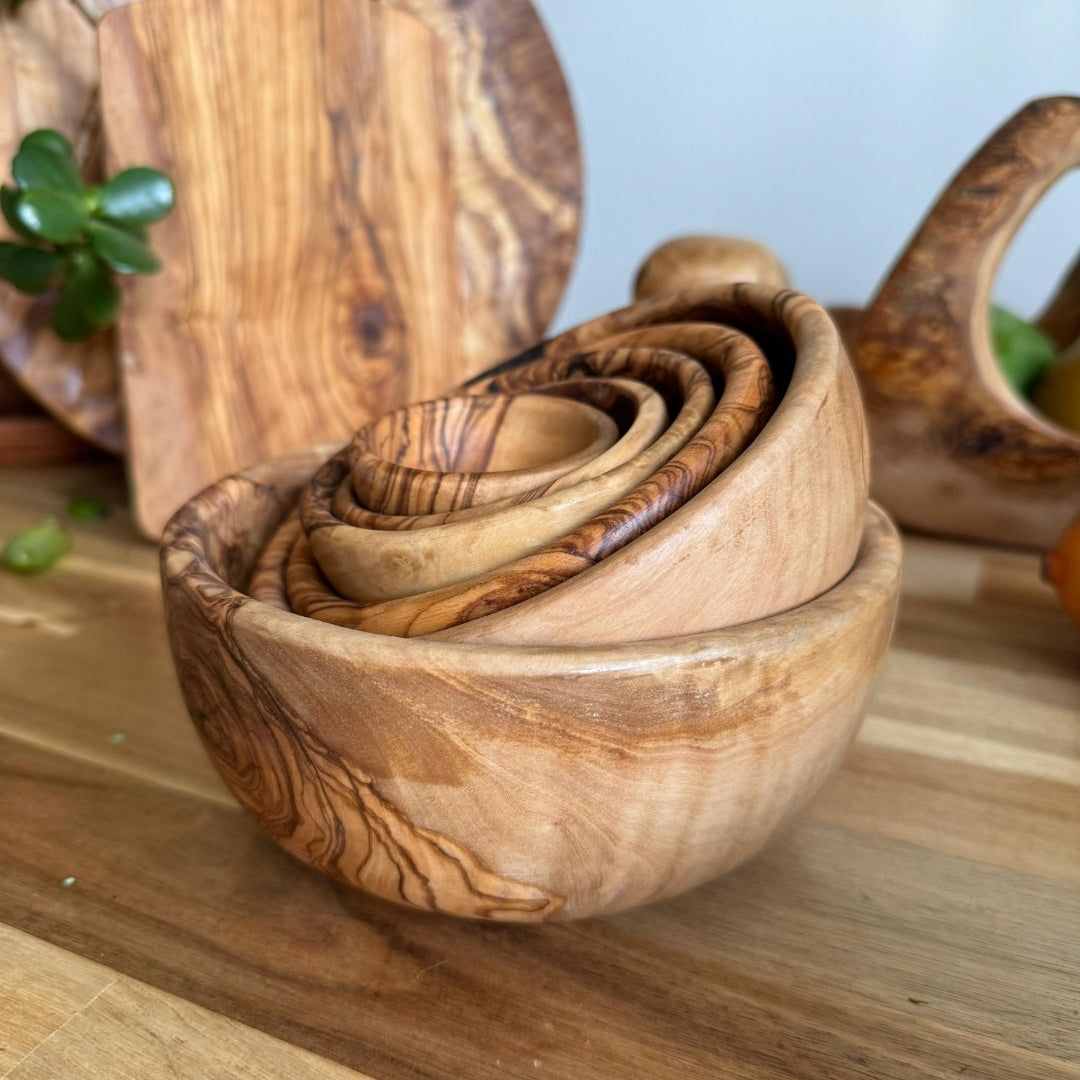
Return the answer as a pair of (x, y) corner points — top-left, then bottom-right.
(537, 0), (1080, 331)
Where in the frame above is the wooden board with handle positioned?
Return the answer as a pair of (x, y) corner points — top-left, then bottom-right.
(98, 0), (581, 537)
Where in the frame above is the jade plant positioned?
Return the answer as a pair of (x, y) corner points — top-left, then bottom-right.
(0, 129), (173, 340)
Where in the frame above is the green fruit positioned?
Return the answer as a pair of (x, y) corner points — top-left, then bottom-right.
(1031, 353), (1080, 433)
(990, 305), (1057, 396)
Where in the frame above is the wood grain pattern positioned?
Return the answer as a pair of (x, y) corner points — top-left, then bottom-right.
(161, 440), (899, 920)
(0, 927), (373, 1079)
(97, 0), (581, 538)
(350, 391), (620, 516)
(0, 458), (1077, 1077)
(0, 0), (124, 453)
(376, 0), (581, 365)
(438, 286), (868, 645)
(281, 319), (782, 630)
(0, 0), (580, 466)
(291, 383), (666, 605)
(251, 287), (865, 644)
(98, 0), (460, 539)
(0, 923), (116, 1074)
(850, 96), (1080, 548)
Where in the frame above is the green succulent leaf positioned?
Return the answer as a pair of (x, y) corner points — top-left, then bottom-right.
(15, 189), (89, 244)
(67, 251), (120, 328)
(0, 242), (62, 293)
(1, 185), (36, 241)
(12, 142), (82, 195)
(98, 167), (174, 227)
(88, 220), (160, 274)
(51, 276), (97, 341)
(991, 305), (1058, 396)
(19, 129), (74, 161)
(2, 516), (71, 574)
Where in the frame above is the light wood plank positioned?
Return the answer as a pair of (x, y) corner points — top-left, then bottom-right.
(0, 927), (369, 1079)
(0, 925), (115, 1073)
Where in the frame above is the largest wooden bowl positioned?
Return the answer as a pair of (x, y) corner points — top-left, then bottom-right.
(161, 449), (901, 922)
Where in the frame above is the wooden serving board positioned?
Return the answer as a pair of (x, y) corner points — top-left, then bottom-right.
(0, 0), (125, 454)
(98, 0), (581, 538)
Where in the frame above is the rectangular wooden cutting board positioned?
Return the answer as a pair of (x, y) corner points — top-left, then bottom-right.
(98, 0), (462, 537)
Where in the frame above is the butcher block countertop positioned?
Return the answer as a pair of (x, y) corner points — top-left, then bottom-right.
(0, 460), (1077, 1080)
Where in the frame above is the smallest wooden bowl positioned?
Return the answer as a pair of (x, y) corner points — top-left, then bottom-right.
(351, 392), (620, 516)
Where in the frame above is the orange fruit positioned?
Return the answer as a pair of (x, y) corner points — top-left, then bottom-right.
(1045, 511), (1080, 629)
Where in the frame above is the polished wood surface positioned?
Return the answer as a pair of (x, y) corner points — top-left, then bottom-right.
(438, 287), (867, 646)
(350, 392), (620, 516)
(851, 96), (1080, 548)
(379, 0), (581, 364)
(0, 459), (1078, 1074)
(1, 0), (581, 469)
(98, 0), (580, 538)
(0, 0), (125, 453)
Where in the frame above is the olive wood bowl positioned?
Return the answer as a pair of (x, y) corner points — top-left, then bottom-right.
(293, 360), (701, 606)
(634, 236), (789, 300)
(161, 446), (901, 922)
(350, 391), (619, 516)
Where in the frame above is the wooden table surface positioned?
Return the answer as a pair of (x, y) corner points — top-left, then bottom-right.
(0, 460), (1077, 1079)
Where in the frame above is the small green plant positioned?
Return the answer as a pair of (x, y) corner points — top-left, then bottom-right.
(0, 128), (174, 340)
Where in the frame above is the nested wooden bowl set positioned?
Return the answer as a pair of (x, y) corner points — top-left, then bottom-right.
(162, 283), (902, 922)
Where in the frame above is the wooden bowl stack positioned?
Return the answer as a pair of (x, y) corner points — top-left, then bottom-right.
(161, 283), (902, 922)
